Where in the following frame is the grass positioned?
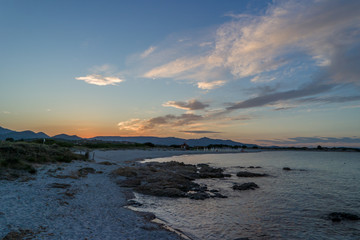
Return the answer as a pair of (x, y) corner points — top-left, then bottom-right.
(0, 141), (87, 174)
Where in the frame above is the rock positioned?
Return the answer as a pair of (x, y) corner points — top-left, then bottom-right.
(117, 178), (142, 187)
(198, 164), (228, 178)
(233, 182), (259, 190)
(327, 212), (360, 222)
(77, 167), (96, 177)
(236, 171), (268, 177)
(283, 167), (291, 171)
(188, 191), (210, 200)
(212, 192), (228, 198)
(113, 161), (229, 200)
(98, 161), (115, 165)
(113, 167), (138, 177)
(47, 183), (71, 189)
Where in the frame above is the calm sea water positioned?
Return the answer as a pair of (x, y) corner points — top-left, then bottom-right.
(134, 151), (360, 240)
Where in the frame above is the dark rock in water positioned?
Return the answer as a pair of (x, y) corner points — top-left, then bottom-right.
(198, 164), (228, 178)
(248, 166), (255, 168)
(234, 238), (250, 240)
(327, 212), (360, 222)
(211, 192), (228, 198)
(233, 182), (259, 190)
(210, 189), (219, 193)
(236, 171), (268, 177)
(47, 183), (71, 189)
(113, 161), (229, 200)
(188, 191), (210, 200)
(283, 167), (291, 171)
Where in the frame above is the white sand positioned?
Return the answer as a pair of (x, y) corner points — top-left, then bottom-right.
(0, 149), (211, 239)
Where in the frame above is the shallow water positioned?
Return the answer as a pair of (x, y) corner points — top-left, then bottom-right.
(134, 151), (360, 240)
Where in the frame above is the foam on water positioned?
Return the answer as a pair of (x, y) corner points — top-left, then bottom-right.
(134, 151), (360, 240)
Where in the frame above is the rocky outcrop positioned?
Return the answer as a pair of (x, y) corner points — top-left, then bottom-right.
(327, 212), (360, 222)
(113, 161), (229, 200)
(233, 182), (259, 191)
(236, 171), (268, 177)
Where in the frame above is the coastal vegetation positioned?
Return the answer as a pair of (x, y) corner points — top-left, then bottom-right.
(0, 141), (87, 179)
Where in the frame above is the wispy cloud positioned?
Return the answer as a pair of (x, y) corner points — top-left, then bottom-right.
(197, 80), (226, 90)
(259, 137), (360, 146)
(180, 130), (221, 134)
(225, 82), (334, 111)
(139, 0), (360, 92)
(141, 46), (157, 58)
(163, 99), (209, 110)
(118, 113), (203, 132)
(76, 64), (124, 86)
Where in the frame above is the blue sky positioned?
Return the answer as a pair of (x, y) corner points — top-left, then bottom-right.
(1, 0), (360, 147)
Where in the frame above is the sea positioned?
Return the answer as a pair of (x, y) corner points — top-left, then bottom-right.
(132, 151), (360, 240)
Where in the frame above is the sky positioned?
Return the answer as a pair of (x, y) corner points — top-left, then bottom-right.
(1, 0), (360, 147)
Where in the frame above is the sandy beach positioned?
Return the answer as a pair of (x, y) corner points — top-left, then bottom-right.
(0, 149), (217, 240)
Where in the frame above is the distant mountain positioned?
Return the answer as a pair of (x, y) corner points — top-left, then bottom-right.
(53, 134), (82, 141)
(0, 129), (49, 140)
(0, 126), (13, 135)
(0, 125), (255, 147)
(91, 136), (253, 147)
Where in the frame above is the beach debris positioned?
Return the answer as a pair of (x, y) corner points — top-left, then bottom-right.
(2, 229), (35, 240)
(47, 183), (71, 189)
(236, 171), (268, 177)
(98, 161), (116, 165)
(327, 212), (360, 222)
(113, 161), (229, 200)
(127, 199), (143, 207)
(232, 182), (259, 191)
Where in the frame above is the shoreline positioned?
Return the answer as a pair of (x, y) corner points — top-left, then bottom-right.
(1, 149), (237, 239)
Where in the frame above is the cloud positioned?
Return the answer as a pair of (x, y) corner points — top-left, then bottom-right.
(141, 46), (157, 58)
(163, 99), (209, 110)
(298, 95), (360, 104)
(76, 64), (124, 86)
(259, 137), (360, 145)
(197, 80), (225, 90)
(226, 82), (333, 111)
(118, 113), (203, 132)
(140, 0), (360, 91)
(117, 119), (143, 131)
(76, 74), (124, 86)
(180, 130), (221, 134)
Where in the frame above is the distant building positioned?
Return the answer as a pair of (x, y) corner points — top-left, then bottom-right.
(180, 143), (189, 150)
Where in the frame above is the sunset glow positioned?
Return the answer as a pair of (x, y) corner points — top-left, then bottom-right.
(1, 0), (360, 147)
